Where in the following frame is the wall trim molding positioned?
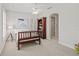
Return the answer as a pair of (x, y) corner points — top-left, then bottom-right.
(59, 41), (74, 49)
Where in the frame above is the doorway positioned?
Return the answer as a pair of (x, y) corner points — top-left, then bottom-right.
(50, 13), (59, 40)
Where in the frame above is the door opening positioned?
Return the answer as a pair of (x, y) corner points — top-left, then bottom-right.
(50, 13), (59, 40)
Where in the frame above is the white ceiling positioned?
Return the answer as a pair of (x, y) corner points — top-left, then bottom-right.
(2, 3), (53, 13)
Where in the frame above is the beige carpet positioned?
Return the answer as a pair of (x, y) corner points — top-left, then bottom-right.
(1, 39), (79, 56)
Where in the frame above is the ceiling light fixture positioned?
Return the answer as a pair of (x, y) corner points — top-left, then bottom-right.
(32, 7), (42, 15)
(32, 8), (39, 15)
(33, 11), (38, 14)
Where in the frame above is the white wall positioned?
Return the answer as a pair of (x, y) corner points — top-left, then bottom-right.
(58, 4), (79, 49)
(0, 4), (7, 54)
(3, 9), (7, 40)
(0, 4), (3, 54)
(38, 4), (79, 49)
(6, 11), (37, 38)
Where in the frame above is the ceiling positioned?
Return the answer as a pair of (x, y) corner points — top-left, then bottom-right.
(2, 3), (53, 14)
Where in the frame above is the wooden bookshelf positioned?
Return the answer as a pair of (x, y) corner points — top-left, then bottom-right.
(37, 17), (46, 39)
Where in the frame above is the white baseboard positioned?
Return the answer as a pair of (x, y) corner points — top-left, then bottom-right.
(59, 41), (74, 49)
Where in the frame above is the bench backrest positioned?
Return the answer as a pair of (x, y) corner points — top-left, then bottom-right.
(18, 31), (41, 40)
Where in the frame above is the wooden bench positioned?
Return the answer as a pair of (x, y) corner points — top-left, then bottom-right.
(18, 31), (41, 50)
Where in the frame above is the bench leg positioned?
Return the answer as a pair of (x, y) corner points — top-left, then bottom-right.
(18, 43), (20, 50)
(39, 38), (41, 45)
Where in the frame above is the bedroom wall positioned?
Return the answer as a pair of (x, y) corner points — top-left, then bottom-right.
(38, 3), (79, 49)
(58, 4), (79, 49)
(0, 4), (3, 54)
(6, 11), (37, 39)
(3, 9), (7, 41)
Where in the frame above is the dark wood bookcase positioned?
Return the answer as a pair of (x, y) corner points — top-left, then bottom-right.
(37, 17), (46, 39)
